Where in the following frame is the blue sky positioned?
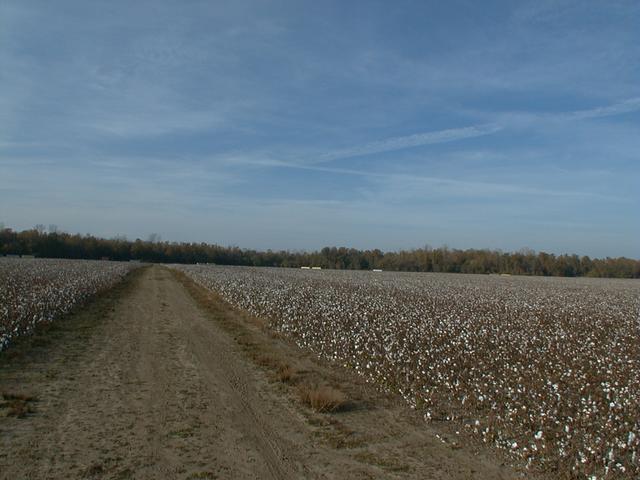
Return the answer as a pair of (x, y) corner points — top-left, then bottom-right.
(1, 0), (638, 257)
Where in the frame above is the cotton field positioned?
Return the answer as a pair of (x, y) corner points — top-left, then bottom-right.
(0, 258), (138, 352)
(173, 264), (640, 479)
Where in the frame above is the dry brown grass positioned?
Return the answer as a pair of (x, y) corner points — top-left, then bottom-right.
(254, 353), (280, 368)
(2, 392), (36, 401)
(84, 463), (105, 476)
(171, 268), (354, 418)
(298, 384), (347, 413)
(1, 392), (38, 418)
(354, 451), (411, 472)
(276, 364), (296, 383)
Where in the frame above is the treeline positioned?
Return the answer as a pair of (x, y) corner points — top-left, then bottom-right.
(1, 227), (639, 278)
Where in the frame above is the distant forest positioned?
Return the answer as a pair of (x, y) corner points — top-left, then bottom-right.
(1, 226), (638, 278)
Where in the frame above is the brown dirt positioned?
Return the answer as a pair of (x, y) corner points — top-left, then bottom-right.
(0, 265), (544, 479)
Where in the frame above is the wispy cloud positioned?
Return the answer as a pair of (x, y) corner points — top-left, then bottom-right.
(87, 110), (223, 138)
(255, 160), (624, 201)
(314, 123), (503, 163)
(281, 97), (640, 168)
(462, 96), (640, 129)
(563, 97), (640, 120)
(1, 0), (638, 257)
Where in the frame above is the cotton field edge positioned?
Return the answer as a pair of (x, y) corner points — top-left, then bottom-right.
(0, 258), (140, 351)
(172, 264), (640, 478)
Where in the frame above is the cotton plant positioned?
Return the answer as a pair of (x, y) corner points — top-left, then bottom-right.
(173, 264), (640, 478)
(0, 258), (138, 351)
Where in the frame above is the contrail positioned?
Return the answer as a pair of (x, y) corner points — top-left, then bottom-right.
(565, 97), (640, 120)
(313, 123), (503, 163)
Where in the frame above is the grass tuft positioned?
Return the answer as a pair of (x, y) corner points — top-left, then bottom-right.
(298, 384), (347, 413)
(1, 392), (38, 418)
(276, 364), (297, 383)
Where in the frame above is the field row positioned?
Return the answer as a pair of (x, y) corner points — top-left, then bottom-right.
(0, 258), (138, 352)
(173, 265), (640, 479)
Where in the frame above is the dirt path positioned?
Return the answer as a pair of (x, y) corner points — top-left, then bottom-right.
(0, 266), (538, 479)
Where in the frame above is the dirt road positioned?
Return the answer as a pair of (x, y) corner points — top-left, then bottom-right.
(0, 266), (536, 479)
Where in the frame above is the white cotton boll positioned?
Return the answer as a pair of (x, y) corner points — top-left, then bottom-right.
(168, 262), (640, 478)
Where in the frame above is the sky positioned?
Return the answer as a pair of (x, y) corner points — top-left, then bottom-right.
(1, 0), (639, 258)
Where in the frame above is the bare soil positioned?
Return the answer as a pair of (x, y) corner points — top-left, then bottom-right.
(0, 266), (543, 479)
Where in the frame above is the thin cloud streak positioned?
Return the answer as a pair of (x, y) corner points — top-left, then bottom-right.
(254, 161), (624, 201)
(314, 123), (503, 163)
(563, 97), (640, 120)
(290, 97), (640, 168)
(1, 1), (637, 257)
(494, 97), (640, 126)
